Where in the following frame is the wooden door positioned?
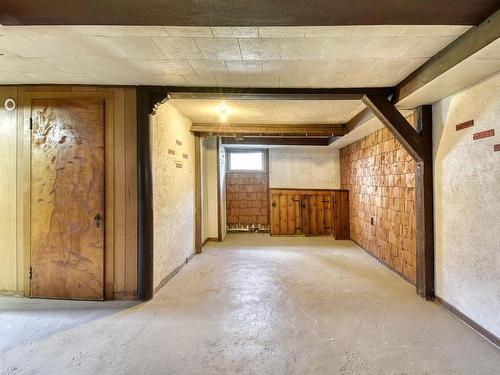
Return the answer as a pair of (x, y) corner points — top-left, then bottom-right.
(270, 193), (301, 235)
(333, 190), (350, 240)
(301, 194), (332, 235)
(30, 98), (105, 300)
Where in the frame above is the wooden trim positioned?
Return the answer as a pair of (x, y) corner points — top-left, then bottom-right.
(192, 123), (346, 137)
(216, 137), (223, 242)
(194, 135), (202, 254)
(22, 90), (115, 300)
(346, 107), (374, 133)
(3, 1), (498, 26)
(351, 239), (416, 286)
(226, 148), (267, 172)
(270, 188), (348, 192)
(152, 252), (196, 294)
(202, 237), (218, 246)
(395, 9), (500, 104)
(435, 296), (500, 347)
(222, 137), (330, 146)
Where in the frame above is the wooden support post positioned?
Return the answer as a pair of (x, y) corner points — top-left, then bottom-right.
(363, 95), (434, 299)
(194, 135), (202, 254)
(414, 106), (434, 299)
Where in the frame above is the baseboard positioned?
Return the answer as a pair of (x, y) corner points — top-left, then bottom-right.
(351, 239), (416, 286)
(153, 252), (196, 295)
(112, 291), (137, 301)
(0, 290), (24, 297)
(434, 296), (499, 348)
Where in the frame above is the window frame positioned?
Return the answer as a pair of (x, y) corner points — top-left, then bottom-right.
(226, 148), (267, 173)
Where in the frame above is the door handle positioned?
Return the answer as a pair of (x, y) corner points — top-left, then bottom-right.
(94, 212), (102, 229)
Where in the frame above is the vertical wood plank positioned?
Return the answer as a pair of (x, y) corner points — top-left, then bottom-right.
(317, 195), (325, 234)
(341, 191), (350, 239)
(287, 195), (295, 234)
(271, 194), (280, 234)
(324, 194), (332, 235)
(279, 194), (288, 234)
(309, 196), (317, 235)
(301, 196), (310, 234)
(124, 87), (137, 296)
(293, 194), (301, 234)
(113, 88), (126, 295)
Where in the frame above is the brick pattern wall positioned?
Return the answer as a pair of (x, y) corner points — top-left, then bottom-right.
(340, 127), (417, 283)
(226, 172), (268, 225)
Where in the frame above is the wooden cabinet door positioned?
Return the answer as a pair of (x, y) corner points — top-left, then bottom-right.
(333, 191), (350, 240)
(270, 193), (300, 235)
(30, 98), (105, 300)
(301, 194), (332, 235)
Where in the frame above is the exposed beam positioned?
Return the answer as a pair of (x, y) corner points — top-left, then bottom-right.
(395, 8), (500, 104)
(221, 137), (330, 146)
(167, 86), (392, 101)
(345, 107), (374, 133)
(362, 95), (424, 161)
(192, 123), (346, 137)
(2, 1), (497, 26)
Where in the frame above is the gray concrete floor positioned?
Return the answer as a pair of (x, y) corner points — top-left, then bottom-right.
(1, 234), (498, 375)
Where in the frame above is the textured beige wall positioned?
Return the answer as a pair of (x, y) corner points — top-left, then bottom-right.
(151, 103), (195, 290)
(205, 137), (219, 239)
(269, 147), (340, 189)
(433, 73), (500, 337)
(0, 87), (18, 292)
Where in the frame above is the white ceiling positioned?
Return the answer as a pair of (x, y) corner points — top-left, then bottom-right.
(169, 99), (365, 124)
(0, 25), (470, 87)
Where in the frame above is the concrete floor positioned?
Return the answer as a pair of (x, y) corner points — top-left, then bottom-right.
(1, 234), (498, 375)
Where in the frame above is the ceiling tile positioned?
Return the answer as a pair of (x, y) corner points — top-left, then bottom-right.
(195, 38), (242, 60)
(247, 75), (279, 87)
(401, 36), (455, 58)
(151, 37), (203, 59)
(351, 25), (403, 37)
(322, 37), (372, 59)
(279, 75), (310, 88)
(156, 74), (188, 85)
(211, 27), (258, 38)
(297, 60), (337, 76)
(163, 27), (213, 37)
(75, 26), (167, 37)
(259, 27), (306, 37)
(225, 60), (262, 75)
(305, 26), (354, 37)
(0, 36), (54, 57)
(262, 60), (299, 75)
(239, 38), (281, 60)
(309, 74), (346, 87)
(189, 59), (228, 75)
(128, 59), (195, 75)
(108, 36), (164, 58)
(362, 37), (414, 58)
(398, 25), (455, 37)
(67, 35), (127, 58)
(214, 74), (249, 87)
(182, 74), (218, 86)
(282, 38), (326, 59)
(444, 25), (472, 36)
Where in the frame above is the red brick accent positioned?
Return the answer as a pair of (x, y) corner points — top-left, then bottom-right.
(455, 120), (474, 131)
(226, 172), (268, 225)
(473, 129), (495, 140)
(494, 144), (500, 152)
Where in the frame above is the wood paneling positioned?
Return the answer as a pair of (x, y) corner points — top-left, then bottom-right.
(30, 99), (105, 300)
(269, 189), (344, 237)
(0, 85), (137, 299)
(333, 190), (350, 240)
(340, 125), (416, 283)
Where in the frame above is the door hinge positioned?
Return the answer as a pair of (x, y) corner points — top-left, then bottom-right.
(29, 267), (32, 280)
(29, 118), (33, 130)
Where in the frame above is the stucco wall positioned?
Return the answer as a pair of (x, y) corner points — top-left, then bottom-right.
(151, 103), (195, 290)
(269, 147), (340, 189)
(433, 73), (500, 337)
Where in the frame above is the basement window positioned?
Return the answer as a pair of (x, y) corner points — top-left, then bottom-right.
(227, 150), (265, 172)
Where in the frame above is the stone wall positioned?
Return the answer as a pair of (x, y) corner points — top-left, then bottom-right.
(340, 125), (417, 283)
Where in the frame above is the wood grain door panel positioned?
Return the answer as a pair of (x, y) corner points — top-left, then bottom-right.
(30, 98), (105, 300)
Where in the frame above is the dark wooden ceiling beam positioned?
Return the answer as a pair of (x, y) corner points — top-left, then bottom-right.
(2, 1), (497, 26)
(345, 107), (374, 133)
(395, 9), (500, 104)
(191, 123), (346, 137)
(221, 137), (330, 146)
(167, 86), (392, 101)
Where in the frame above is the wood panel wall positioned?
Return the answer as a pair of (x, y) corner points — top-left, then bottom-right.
(340, 122), (417, 283)
(226, 172), (268, 226)
(0, 85), (137, 299)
